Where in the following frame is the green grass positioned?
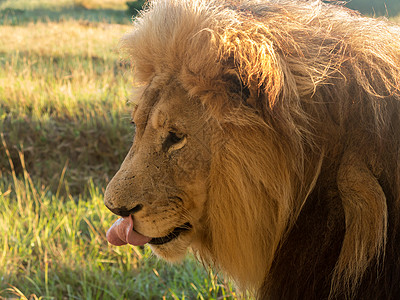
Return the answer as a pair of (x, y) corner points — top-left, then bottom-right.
(0, 0), (131, 25)
(0, 1), (237, 299)
(345, 0), (400, 17)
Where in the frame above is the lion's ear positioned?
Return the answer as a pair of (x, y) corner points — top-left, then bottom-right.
(222, 72), (257, 108)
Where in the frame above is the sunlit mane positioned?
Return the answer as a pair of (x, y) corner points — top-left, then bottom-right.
(120, 0), (400, 298)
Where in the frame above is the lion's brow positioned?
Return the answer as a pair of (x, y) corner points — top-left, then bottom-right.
(134, 87), (161, 136)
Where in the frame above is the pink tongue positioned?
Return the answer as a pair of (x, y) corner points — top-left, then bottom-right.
(106, 216), (151, 246)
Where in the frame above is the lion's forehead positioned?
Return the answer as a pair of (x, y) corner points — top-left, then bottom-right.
(132, 86), (161, 132)
(134, 79), (207, 133)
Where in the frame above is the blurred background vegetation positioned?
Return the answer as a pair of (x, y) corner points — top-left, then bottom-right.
(0, 0), (399, 299)
(345, 0), (400, 17)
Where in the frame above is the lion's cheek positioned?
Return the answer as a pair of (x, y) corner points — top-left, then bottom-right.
(172, 149), (210, 201)
(173, 156), (203, 180)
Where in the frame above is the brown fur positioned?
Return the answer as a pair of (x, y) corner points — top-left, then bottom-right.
(106, 0), (400, 298)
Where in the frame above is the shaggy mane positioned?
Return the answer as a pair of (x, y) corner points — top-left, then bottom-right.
(120, 0), (400, 298)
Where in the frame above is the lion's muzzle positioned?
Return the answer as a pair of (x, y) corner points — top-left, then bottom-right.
(105, 203), (143, 217)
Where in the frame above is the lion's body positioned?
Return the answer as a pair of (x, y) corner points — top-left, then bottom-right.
(105, 0), (400, 299)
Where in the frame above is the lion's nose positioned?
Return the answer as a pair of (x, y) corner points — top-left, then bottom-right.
(105, 204), (143, 217)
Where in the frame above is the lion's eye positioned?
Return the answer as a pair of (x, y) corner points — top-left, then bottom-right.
(168, 132), (182, 143)
(163, 131), (187, 152)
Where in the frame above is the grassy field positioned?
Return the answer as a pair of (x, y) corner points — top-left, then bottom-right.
(345, 0), (400, 17)
(0, 0), (236, 299)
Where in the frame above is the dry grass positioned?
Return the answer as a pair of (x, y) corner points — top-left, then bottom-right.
(73, 0), (128, 10)
(0, 21), (133, 194)
(1, 0), (128, 10)
(0, 21), (129, 56)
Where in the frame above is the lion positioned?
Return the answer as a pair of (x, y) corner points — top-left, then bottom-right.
(104, 0), (400, 299)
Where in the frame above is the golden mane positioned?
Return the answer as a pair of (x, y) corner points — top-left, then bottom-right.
(120, 0), (400, 298)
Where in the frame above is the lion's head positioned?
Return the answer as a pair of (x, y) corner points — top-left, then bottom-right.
(105, 78), (212, 261)
(105, 0), (400, 299)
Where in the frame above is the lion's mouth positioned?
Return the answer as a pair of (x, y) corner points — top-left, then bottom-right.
(149, 222), (192, 245)
(106, 216), (192, 247)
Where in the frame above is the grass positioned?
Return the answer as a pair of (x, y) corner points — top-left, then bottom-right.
(344, 0), (400, 18)
(0, 20), (133, 194)
(0, 0), (237, 299)
(0, 0), (130, 25)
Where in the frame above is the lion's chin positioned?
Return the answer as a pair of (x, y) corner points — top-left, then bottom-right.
(149, 230), (194, 262)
